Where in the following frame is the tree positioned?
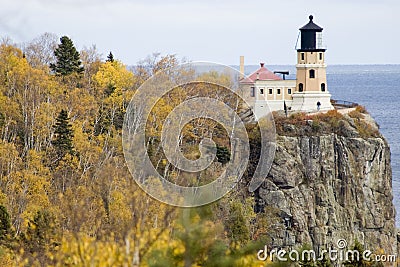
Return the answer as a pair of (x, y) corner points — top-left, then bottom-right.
(106, 51), (114, 62)
(0, 206), (12, 241)
(24, 32), (58, 69)
(26, 210), (57, 251)
(216, 145), (231, 165)
(343, 240), (378, 267)
(80, 45), (102, 90)
(50, 36), (83, 76)
(225, 200), (251, 247)
(52, 109), (74, 158)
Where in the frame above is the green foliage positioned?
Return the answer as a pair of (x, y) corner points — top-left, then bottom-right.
(52, 109), (74, 158)
(147, 203), (264, 267)
(268, 244), (333, 267)
(0, 206), (12, 241)
(106, 51), (114, 62)
(226, 200), (250, 246)
(343, 240), (367, 267)
(1, 37), (385, 267)
(26, 210), (58, 252)
(216, 145), (231, 165)
(50, 36), (83, 76)
(93, 105), (124, 135)
(354, 120), (380, 138)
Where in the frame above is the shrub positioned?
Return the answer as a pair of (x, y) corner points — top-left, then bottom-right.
(355, 105), (367, 114)
(311, 119), (321, 132)
(314, 110), (344, 131)
(354, 120), (380, 138)
(348, 110), (364, 119)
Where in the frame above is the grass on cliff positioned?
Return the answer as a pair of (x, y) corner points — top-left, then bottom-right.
(274, 106), (380, 139)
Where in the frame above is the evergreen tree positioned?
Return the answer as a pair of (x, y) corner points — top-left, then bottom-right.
(52, 109), (74, 158)
(26, 210), (57, 251)
(0, 205), (11, 241)
(216, 145), (230, 165)
(226, 200), (250, 247)
(343, 240), (376, 267)
(106, 51), (114, 62)
(50, 36), (83, 76)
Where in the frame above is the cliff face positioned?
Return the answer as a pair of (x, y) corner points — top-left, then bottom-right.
(255, 113), (397, 254)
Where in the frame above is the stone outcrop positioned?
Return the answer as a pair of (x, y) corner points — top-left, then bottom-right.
(255, 113), (397, 255)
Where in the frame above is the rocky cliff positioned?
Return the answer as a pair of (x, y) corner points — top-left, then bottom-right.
(254, 110), (397, 256)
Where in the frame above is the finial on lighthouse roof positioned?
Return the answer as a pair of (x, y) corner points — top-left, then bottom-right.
(300, 15), (323, 31)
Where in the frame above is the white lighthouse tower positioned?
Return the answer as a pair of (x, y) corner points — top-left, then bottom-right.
(291, 15), (334, 111)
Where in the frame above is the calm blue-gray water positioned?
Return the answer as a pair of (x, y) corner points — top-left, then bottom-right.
(327, 65), (400, 227)
(243, 64), (400, 227)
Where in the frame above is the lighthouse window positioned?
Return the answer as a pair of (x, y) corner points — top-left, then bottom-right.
(268, 88), (273, 94)
(309, 69), (315, 78)
(301, 53), (305, 61)
(321, 83), (326, 92)
(288, 88), (292, 94)
(299, 83), (304, 92)
(319, 53), (323, 60)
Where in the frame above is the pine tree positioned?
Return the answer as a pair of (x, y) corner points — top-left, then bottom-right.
(216, 145), (230, 165)
(0, 205), (12, 241)
(226, 200), (250, 247)
(26, 210), (57, 252)
(50, 36), (83, 76)
(106, 51), (114, 62)
(52, 109), (74, 158)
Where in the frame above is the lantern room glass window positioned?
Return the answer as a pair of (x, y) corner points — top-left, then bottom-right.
(316, 32), (324, 49)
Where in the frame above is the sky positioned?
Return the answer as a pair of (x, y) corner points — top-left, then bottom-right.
(0, 0), (399, 66)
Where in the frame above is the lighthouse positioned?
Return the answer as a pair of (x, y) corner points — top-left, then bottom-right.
(239, 15), (333, 118)
(291, 15), (334, 111)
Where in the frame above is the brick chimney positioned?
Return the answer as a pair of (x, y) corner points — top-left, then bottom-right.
(240, 56), (244, 79)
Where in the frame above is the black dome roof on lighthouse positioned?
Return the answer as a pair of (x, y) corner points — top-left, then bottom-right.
(300, 15), (323, 31)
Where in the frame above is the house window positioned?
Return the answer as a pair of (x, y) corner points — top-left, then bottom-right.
(260, 88), (264, 94)
(277, 88), (281, 95)
(288, 88), (292, 94)
(250, 87), (255, 97)
(319, 53), (323, 60)
(299, 83), (303, 92)
(301, 53), (305, 60)
(309, 69), (315, 78)
(321, 83), (326, 92)
(268, 88), (273, 94)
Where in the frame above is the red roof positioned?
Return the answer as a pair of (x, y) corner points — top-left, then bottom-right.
(240, 63), (282, 84)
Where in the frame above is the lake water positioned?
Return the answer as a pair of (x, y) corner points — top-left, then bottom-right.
(243, 64), (400, 227)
